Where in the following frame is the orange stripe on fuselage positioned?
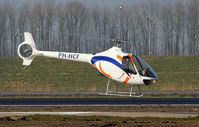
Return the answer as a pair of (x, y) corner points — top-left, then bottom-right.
(123, 76), (130, 83)
(93, 63), (97, 69)
(99, 62), (112, 78)
(119, 72), (125, 79)
(117, 55), (123, 63)
(127, 54), (135, 65)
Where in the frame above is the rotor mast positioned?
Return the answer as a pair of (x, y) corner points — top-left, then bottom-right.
(110, 39), (126, 48)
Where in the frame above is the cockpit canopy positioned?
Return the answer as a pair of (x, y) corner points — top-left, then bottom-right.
(132, 55), (157, 78)
(122, 55), (158, 85)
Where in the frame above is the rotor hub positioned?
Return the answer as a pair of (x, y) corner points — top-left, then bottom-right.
(19, 44), (33, 58)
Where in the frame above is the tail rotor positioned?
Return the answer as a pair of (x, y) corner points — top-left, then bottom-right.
(17, 32), (37, 66)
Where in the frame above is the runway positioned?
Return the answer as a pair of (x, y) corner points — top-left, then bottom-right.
(0, 98), (199, 106)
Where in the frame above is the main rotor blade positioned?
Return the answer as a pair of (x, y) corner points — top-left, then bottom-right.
(34, 28), (132, 44)
(34, 28), (110, 41)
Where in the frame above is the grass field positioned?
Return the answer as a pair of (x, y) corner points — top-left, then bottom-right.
(0, 56), (199, 92)
(0, 115), (199, 127)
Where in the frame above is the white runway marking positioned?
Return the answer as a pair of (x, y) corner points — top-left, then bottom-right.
(0, 112), (94, 116)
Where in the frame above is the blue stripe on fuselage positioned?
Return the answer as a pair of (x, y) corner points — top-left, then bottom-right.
(91, 56), (130, 77)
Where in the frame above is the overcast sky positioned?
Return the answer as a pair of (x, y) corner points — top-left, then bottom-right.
(1, 0), (189, 8)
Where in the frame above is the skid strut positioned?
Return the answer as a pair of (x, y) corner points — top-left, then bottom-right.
(130, 86), (134, 96)
(105, 79), (143, 97)
(106, 79), (110, 95)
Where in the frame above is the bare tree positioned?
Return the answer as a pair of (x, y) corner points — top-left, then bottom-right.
(31, 1), (46, 50)
(160, 2), (175, 56)
(101, 8), (111, 51)
(136, 3), (149, 56)
(118, 6), (131, 52)
(1, 0), (199, 57)
(64, 1), (87, 52)
(173, 2), (185, 56)
(128, 5), (141, 55)
(43, 1), (55, 51)
(0, 2), (8, 57)
(147, 1), (158, 56)
(91, 6), (102, 52)
(57, 4), (66, 51)
(7, 2), (16, 57)
(186, 0), (199, 55)
(132, 1), (158, 56)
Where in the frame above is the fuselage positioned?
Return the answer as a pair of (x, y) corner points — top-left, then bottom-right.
(50, 46), (158, 85)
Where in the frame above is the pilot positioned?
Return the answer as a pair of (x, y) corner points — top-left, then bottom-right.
(142, 69), (147, 76)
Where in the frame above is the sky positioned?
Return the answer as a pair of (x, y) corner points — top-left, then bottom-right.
(0, 0), (189, 8)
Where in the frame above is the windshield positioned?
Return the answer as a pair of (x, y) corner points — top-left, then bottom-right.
(132, 55), (157, 78)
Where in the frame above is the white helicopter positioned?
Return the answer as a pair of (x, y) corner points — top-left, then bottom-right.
(18, 32), (158, 97)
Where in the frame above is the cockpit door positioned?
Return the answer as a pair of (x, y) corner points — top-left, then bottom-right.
(122, 55), (137, 74)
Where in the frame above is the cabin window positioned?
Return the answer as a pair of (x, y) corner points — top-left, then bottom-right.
(122, 56), (137, 74)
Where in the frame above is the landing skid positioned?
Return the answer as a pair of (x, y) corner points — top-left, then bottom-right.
(103, 79), (143, 97)
(99, 93), (143, 97)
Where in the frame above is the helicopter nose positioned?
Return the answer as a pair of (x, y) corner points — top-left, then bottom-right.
(143, 79), (157, 85)
(142, 76), (158, 85)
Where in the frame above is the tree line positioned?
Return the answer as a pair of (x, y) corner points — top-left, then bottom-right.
(0, 0), (199, 57)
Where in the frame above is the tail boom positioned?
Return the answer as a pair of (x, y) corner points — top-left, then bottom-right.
(18, 32), (92, 66)
(36, 51), (92, 63)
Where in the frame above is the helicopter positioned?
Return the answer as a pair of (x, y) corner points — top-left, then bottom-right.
(18, 32), (158, 97)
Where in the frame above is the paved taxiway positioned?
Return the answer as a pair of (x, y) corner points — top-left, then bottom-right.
(0, 98), (199, 106)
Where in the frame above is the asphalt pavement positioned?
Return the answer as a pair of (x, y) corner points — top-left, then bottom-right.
(0, 98), (198, 106)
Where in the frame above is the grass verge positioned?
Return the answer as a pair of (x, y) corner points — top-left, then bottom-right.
(1, 56), (199, 92)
